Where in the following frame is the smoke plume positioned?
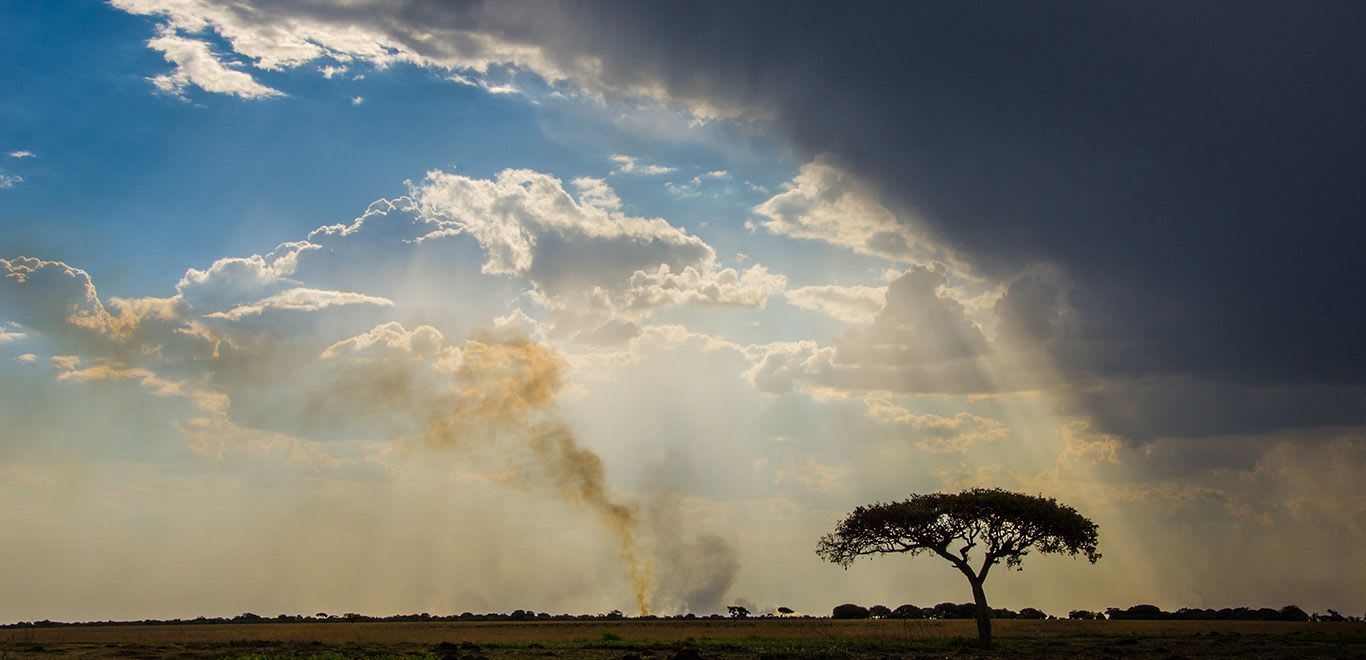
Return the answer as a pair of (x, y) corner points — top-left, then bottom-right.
(418, 334), (654, 614)
(650, 532), (739, 614)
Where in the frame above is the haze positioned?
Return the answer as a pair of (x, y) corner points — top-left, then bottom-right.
(0, 1), (1362, 623)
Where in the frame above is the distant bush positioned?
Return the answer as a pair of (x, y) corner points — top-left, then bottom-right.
(1106, 604), (1163, 620)
(831, 603), (870, 619)
(890, 604), (925, 619)
(1277, 606), (1309, 622)
(1313, 610), (1351, 622)
(868, 605), (892, 619)
(930, 602), (977, 619)
(1173, 608), (1215, 620)
(1068, 610), (1102, 620)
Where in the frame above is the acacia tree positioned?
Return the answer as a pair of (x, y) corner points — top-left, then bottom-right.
(816, 488), (1100, 646)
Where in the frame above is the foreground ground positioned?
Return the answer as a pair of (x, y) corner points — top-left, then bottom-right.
(2, 619), (1363, 658)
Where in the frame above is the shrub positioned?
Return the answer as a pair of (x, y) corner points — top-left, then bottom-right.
(1278, 605), (1309, 622)
(831, 603), (870, 619)
(891, 604), (925, 619)
(931, 602), (977, 619)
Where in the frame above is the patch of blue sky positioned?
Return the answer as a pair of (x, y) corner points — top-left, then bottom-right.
(0, 2), (805, 305)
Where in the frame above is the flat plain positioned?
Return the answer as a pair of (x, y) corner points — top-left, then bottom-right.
(2, 619), (1363, 658)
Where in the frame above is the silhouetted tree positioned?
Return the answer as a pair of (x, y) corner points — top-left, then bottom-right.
(868, 604), (892, 619)
(831, 603), (870, 619)
(1175, 607), (1215, 620)
(1109, 604), (1164, 620)
(817, 488), (1100, 646)
(776, 606), (794, 616)
(1278, 605), (1309, 622)
(727, 605), (750, 619)
(931, 602), (976, 619)
(891, 604), (925, 619)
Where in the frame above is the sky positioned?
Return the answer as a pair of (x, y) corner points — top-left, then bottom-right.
(1, 1), (1363, 622)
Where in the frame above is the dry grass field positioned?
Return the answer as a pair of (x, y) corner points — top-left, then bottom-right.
(2, 619), (1364, 658)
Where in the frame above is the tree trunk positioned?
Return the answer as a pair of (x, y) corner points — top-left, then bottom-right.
(969, 577), (992, 647)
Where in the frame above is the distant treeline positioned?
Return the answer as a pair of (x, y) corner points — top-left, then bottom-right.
(2, 610), (742, 628)
(1097, 604), (1358, 622)
(829, 602), (1360, 622)
(4, 604), (1361, 628)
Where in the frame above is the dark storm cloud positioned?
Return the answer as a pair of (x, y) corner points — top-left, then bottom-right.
(489, 0), (1366, 439)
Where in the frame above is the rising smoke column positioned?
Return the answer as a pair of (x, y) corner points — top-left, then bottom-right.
(420, 334), (653, 614)
(649, 531), (739, 614)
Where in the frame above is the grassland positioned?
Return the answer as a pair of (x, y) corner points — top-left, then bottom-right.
(2, 619), (1363, 658)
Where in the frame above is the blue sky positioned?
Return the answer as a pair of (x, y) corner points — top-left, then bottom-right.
(1, 2), (807, 298)
(1, 1), (1362, 622)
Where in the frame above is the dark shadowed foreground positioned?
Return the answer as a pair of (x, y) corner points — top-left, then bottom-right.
(2, 620), (1364, 658)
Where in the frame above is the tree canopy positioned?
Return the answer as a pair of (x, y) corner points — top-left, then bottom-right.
(817, 487), (1099, 645)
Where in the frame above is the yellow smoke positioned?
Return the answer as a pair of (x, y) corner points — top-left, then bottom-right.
(422, 335), (653, 614)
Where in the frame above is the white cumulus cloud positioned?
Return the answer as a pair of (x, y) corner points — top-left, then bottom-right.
(206, 287), (394, 320)
(783, 284), (885, 323)
(144, 28), (284, 99)
(411, 169), (783, 338)
(610, 154), (676, 176)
